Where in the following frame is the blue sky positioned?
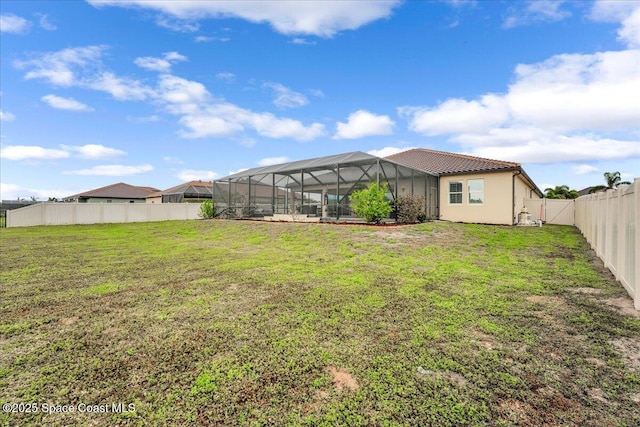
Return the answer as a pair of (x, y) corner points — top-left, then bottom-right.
(1, 0), (638, 200)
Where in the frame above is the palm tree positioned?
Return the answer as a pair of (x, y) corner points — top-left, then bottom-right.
(589, 171), (631, 193)
(544, 185), (579, 199)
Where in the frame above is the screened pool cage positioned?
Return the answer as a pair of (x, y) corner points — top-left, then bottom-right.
(212, 151), (439, 221)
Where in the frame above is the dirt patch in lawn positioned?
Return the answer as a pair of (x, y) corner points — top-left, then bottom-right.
(603, 296), (640, 318)
(611, 337), (640, 369)
(328, 366), (359, 392)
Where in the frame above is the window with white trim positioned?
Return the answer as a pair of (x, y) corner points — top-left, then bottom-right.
(449, 181), (463, 204)
(468, 179), (484, 205)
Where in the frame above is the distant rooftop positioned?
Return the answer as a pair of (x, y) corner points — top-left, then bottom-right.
(64, 182), (160, 200)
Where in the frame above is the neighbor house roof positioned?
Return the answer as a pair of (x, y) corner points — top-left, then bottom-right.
(385, 148), (520, 176)
(147, 180), (212, 199)
(65, 182), (159, 200)
(386, 148), (543, 197)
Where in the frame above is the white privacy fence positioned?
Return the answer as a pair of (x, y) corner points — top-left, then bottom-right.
(524, 198), (574, 225)
(6, 203), (201, 227)
(575, 179), (639, 310)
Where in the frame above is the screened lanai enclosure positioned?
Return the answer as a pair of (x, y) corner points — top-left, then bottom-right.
(213, 151), (439, 221)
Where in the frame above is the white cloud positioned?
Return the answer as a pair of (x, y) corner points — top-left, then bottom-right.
(334, 110), (395, 139)
(89, 71), (154, 101)
(134, 57), (171, 72)
(216, 72), (236, 83)
(194, 35), (214, 43)
(87, 0), (401, 37)
(290, 38), (317, 45)
(1, 145), (69, 160)
(228, 168), (249, 176)
(63, 164), (153, 176)
(62, 144), (127, 159)
(0, 14), (31, 34)
(163, 156), (183, 164)
(0, 110), (16, 121)
(456, 128), (640, 163)
(503, 1), (571, 29)
(176, 102), (326, 141)
(590, 1), (640, 48)
(134, 51), (187, 72)
(41, 94), (94, 112)
(15, 45), (105, 87)
(155, 16), (199, 32)
(572, 164), (598, 175)
(264, 82), (308, 109)
(37, 13), (57, 31)
(401, 47), (640, 163)
(177, 169), (219, 181)
(367, 146), (417, 158)
(15, 46), (326, 142)
(257, 156), (289, 167)
(399, 95), (508, 135)
(0, 182), (75, 201)
(127, 115), (160, 123)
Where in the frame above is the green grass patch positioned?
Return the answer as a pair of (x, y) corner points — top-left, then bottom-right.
(0, 220), (638, 426)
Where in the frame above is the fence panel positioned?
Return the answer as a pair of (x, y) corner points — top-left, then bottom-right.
(524, 198), (574, 225)
(574, 179), (639, 310)
(7, 203), (201, 227)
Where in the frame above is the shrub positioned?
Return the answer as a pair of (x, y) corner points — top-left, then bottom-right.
(198, 199), (215, 219)
(350, 183), (392, 224)
(396, 194), (426, 223)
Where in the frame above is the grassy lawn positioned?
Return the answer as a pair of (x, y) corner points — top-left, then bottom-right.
(1, 220), (639, 426)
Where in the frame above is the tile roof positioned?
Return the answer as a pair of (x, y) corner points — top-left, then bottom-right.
(147, 180), (213, 198)
(67, 182), (160, 199)
(385, 148), (520, 175)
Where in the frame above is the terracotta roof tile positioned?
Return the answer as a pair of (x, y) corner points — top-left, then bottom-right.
(385, 148), (520, 175)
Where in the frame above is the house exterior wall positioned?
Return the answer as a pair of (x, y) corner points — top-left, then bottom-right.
(146, 196), (162, 204)
(439, 171), (515, 225)
(83, 197), (146, 204)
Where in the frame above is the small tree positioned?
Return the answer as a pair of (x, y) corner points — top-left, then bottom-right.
(198, 199), (215, 219)
(396, 194), (426, 223)
(350, 183), (392, 224)
(544, 185), (579, 199)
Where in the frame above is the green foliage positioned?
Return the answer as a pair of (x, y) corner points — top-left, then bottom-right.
(349, 182), (392, 223)
(589, 171), (632, 193)
(198, 199), (215, 219)
(544, 185), (579, 199)
(396, 194), (426, 223)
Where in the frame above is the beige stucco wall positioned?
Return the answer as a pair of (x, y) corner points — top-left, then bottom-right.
(439, 171), (536, 225)
(146, 196), (162, 204)
(85, 198), (146, 203)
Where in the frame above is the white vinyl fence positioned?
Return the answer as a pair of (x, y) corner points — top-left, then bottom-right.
(575, 179), (639, 310)
(525, 198), (575, 225)
(6, 203), (202, 227)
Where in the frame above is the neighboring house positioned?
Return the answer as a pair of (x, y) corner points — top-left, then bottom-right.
(62, 182), (160, 203)
(386, 148), (543, 225)
(214, 148), (543, 225)
(146, 180), (215, 204)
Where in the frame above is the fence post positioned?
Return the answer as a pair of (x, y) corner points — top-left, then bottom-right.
(634, 178), (640, 310)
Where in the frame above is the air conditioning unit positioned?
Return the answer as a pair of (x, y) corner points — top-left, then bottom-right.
(517, 206), (533, 226)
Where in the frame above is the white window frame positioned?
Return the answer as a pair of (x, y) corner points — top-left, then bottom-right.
(468, 179), (484, 205)
(448, 181), (463, 205)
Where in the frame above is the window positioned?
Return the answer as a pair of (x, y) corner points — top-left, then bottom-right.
(449, 181), (462, 204)
(468, 179), (484, 204)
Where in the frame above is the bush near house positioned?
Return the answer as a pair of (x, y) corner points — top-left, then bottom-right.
(350, 183), (393, 223)
(198, 199), (215, 219)
(396, 194), (426, 223)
